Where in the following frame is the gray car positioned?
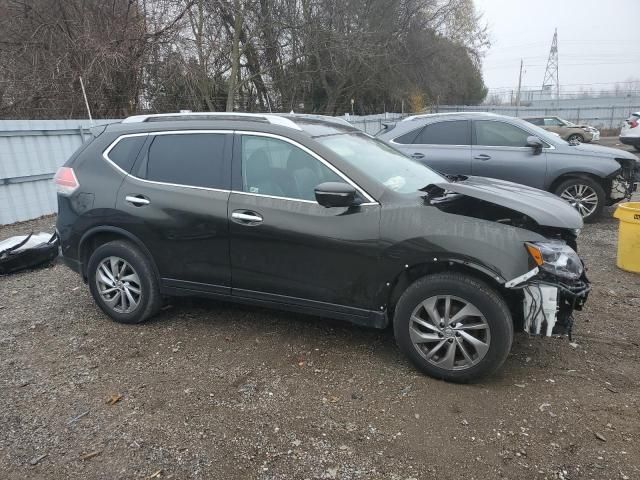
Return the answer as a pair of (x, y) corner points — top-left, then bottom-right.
(377, 112), (640, 222)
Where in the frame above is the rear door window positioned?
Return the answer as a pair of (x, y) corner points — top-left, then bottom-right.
(474, 121), (530, 147)
(142, 133), (227, 189)
(413, 120), (470, 145)
(107, 136), (146, 173)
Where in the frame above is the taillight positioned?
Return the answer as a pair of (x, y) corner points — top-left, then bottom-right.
(630, 119), (639, 129)
(53, 167), (79, 195)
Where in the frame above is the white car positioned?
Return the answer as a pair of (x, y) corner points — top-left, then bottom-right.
(620, 112), (640, 152)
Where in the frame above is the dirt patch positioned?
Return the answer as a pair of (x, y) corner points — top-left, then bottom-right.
(1, 206), (639, 479)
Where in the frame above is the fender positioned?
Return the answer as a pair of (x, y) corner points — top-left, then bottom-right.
(546, 163), (621, 190)
(375, 255), (509, 314)
(78, 225), (161, 281)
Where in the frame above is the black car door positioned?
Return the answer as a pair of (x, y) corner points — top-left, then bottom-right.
(227, 132), (381, 315)
(114, 130), (232, 294)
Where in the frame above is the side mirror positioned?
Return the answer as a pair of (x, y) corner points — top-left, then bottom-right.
(527, 135), (543, 155)
(314, 182), (357, 208)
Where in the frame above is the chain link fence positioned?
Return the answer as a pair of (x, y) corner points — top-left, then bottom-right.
(431, 105), (639, 132)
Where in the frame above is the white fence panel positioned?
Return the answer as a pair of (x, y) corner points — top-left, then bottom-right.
(0, 120), (117, 224)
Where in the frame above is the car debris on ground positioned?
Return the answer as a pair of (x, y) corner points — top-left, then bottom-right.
(0, 231), (58, 275)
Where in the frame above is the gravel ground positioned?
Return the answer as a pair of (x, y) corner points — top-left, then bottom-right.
(1, 142), (639, 480)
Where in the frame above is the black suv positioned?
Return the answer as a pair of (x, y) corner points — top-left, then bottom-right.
(55, 113), (590, 382)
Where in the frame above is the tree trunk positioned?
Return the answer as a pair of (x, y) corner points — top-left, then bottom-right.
(226, 0), (241, 112)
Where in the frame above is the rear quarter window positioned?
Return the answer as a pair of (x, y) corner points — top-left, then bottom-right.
(106, 136), (146, 173)
(393, 127), (423, 144)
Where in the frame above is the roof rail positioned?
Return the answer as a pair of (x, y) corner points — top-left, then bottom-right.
(121, 112), (303, 130)
(286, 113), (354, 127)
(402, 111), (499, 122)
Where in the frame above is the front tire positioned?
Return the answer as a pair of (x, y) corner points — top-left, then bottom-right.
(393, 273), (513, 383)
(554, 177), (605, 223)
(87, 240), (161, 324)
(567, 133), (584, 143)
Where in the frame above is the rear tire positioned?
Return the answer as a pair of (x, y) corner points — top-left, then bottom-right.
(87, 240), (161, 324)
(393, 273), (513, 383)
(554, 177), (605, 223)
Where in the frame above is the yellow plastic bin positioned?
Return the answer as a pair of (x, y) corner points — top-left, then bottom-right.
(613, 202), (640, 273)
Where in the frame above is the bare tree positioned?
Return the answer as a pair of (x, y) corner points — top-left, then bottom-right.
(0, 0), (489, 118)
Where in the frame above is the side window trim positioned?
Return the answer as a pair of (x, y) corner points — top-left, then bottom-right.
(103, 133), (149, 175)
(233, 130), (378, 204)
(103, 130), (233, 192)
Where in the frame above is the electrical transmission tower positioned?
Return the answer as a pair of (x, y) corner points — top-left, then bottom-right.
(542, 29), (559, 101)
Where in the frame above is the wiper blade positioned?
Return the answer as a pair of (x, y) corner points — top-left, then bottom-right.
(418, 174), (466, 193)
(444, 173), (468, 182)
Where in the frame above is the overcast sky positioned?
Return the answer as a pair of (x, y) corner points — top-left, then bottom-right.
(474, 0), (640, 94)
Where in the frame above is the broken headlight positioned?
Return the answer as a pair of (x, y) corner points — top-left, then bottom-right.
(525, 241), (584, 280)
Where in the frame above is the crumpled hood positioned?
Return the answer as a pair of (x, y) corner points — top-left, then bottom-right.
(567, 142), (638, 161)
(432, 176), (584, 229)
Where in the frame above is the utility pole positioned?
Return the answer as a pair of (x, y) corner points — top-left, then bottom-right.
(516, 59), (523, 116)
(542, 28), (560, 111)
(79, 76), (93, 126)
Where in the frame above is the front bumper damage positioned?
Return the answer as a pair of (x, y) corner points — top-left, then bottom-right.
(610, 157), (640, 203)
(507, 268), (590, 339)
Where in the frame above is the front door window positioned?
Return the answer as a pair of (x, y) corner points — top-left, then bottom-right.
(241, 135), (342, 201)
(474, 121), (530, 148)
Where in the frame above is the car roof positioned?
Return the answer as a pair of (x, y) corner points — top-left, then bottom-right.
(108, 112), (359, 138)
(401, 111), (507, 122)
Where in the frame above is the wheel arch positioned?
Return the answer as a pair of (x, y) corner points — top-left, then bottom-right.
(386, 258), (519, 320)
(384, 259), (522, 325)
(548, 171), (610, 194)
(566, 132), (584, 141)
(78, 226), (160, 281)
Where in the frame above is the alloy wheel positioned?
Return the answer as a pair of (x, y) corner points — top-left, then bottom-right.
(95, 256), (142, 313)
(560, 184), (599, 218)
(409, 295), (491, 371)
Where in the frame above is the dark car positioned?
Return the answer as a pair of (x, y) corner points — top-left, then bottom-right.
(55, 113), (590, 382)
(376, 112), (640, 222)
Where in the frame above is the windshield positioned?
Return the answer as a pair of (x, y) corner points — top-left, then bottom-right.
(512, 118), (562, 144)
(316, 133), (447, 193)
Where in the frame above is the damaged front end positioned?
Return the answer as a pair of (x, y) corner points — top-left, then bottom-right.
(422, 176), (591, 339)
(505, 243), (590, 339)
(609, 157), (640, 203)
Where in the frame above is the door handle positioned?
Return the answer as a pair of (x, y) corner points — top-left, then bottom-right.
(125, 195), (150, 206)
(474, 154), (492, 161)
(411, 152), (425, 159)
(231, 210), (263, 225)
